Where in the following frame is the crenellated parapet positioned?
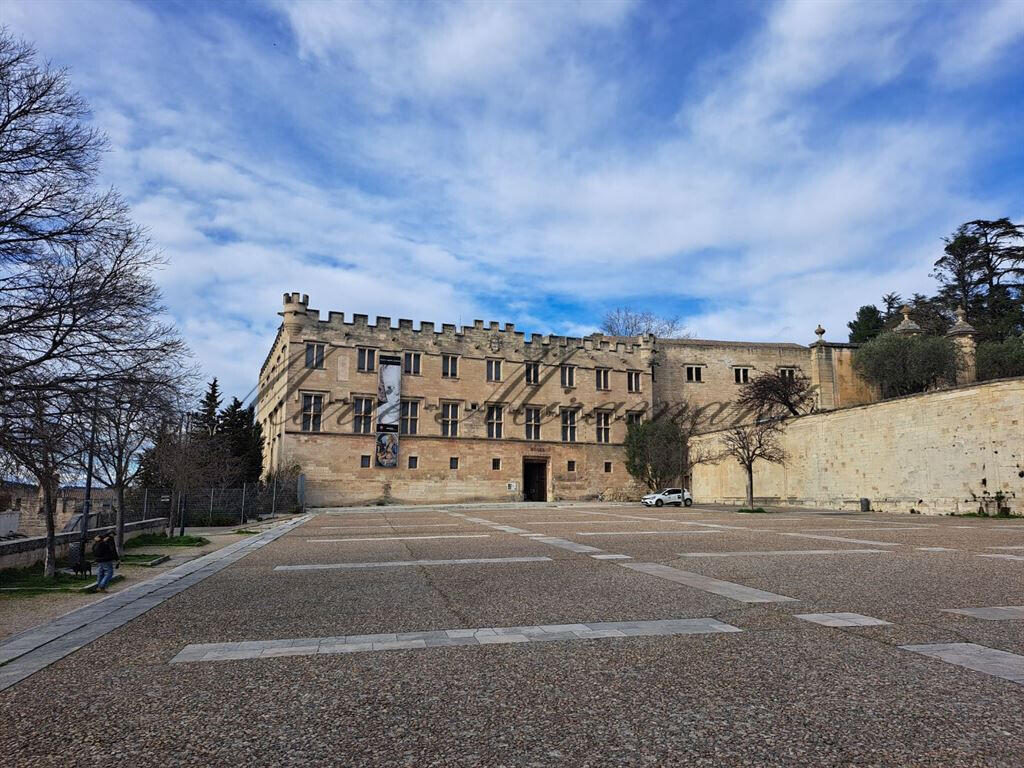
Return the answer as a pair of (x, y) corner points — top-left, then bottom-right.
(275, 292), (654, 360)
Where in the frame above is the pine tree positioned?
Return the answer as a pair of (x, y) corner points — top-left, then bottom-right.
(217, 397), (263, 484)
(848, 305), (886, 343)
(193, 378), (222, 437)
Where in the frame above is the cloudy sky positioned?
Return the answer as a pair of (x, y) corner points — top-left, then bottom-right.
(4, 0), (1023, 401)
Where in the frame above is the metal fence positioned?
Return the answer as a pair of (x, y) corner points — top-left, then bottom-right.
(62, 477), (304, 530)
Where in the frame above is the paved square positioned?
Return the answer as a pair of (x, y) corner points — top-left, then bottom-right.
(3, 503), (1024, 766)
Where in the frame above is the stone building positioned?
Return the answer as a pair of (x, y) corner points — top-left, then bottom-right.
(257, 293), (883, 506)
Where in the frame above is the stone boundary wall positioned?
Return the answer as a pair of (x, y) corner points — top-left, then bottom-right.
(690, 378), (1024, 515)
(0, 518), (167, 571)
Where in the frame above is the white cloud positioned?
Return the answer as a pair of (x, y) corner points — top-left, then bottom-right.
(936, 0), (1024, 81)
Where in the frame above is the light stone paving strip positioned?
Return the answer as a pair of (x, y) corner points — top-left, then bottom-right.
(532, 536), (606, 554)
(0, 516), (311, 692)
(320, 524), (460, 531)
(917, 547), (958, 552)
(574, 530), (725, 537)
(273, 557), (553, 571)
(976, 553), (1024, 562)
(618, 563), (799, 604)
(987, 546), (1024, 550)
(795, 613), (892, 627)
(169, 617), (743, 664)
(678, 549), (889, 558)
(307, 534), (491, 543)
(779, 532), (901, 547)
(901, 643), (1024, 685)
(941, 606), (1024, 620)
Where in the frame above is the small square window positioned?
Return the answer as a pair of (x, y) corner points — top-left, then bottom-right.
(560, 364), (576, 388)
(305, 342), (325, 369)
(595, 368), (610, 390)
(567, 460), (576, 472)
(492, 458), (501, 470)
(604, 461), (612, 473)
(627, 370), (641, 393)
(779, 367), (797, 380)
(686, 365), (703, 383)
(408, 456), (418, 469)
(450, 456), (459, 470)
(360, 454), (370, 468)
(734, 367), (750, 384)
(403, 352), (421, 375)
(486, 359), (502, 382)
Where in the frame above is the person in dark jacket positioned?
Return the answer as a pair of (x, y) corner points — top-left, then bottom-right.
(92, 532), (119, 592)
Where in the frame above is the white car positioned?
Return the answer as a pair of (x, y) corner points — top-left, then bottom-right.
(642, 488), (693, 507)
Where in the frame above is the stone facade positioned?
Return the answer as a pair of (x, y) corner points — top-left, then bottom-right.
(257, 294), (887, 506)
(690, 377), (1024, 515)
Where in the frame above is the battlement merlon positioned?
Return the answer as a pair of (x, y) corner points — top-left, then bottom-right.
(275, 293), (652, 356)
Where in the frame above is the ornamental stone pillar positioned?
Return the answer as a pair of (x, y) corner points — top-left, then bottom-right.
(946, 306), (978, 385)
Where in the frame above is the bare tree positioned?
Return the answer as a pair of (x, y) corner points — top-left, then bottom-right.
(1, 386), (89, 576)
(601, 308), (688, 338)
(735, 371), (816, 419)
(90, 375), (188, 550)
(719, 422), (788, 509)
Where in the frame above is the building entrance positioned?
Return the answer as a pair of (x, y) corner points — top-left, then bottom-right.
(522, 459), (547, 502)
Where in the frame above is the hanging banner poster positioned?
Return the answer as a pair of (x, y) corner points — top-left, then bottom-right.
(376, 354), (401, 467)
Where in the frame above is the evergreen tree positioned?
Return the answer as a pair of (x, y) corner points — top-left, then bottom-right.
(193, 378), (222, 437)
(217, 397), (264, 484)
(848, 305), (886, 343)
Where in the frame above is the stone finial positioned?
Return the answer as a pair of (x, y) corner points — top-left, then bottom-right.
(894, 305), (922, 335)
(814, 324), (825, 341)
(946, 306), (977, 337)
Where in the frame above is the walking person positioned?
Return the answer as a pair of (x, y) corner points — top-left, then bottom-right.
(92, 531), (119, 592)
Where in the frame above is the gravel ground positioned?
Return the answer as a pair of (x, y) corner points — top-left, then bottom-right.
(2, 503), (1023, 767)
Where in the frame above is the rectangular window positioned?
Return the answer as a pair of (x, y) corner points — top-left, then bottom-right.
(560, 364), (576, 388)
(567, 460), (576, 472)
(595, 411), (611, 444)
(561, 408), (577, 442)
(360, 455), (370, 468)
(491, 458), (501, 470)
(305, 343), (325, 369)
(408, 455), (418, 469)
(403, 351), (421, 375)
(604, 461), (612, 473)
(734, 367), (750, 384)
(779, 367), (796, 380)
(442, 354), (458, 378)
(400, 399), (419, 435)
(301, 393), (323, 433)
(595, 368), (610, 390)
(486, 404), (503, 439)
(441, 402), (459, 437)
(450, 456), (459, 470)
(686, 365), (703, 383)
(352, 396), (373, 434)
(627, 370), (641, 393)
(525, 407), (541, 440)
(626, 411), (643, 426)
(524, 362), (540, 385)
(357, 347), (376, 372)
(486, 359), (502, 382)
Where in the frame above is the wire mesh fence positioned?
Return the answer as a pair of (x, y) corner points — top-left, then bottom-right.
(123, 477), (304, 528)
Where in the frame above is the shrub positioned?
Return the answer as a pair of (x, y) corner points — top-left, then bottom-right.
(976, 337), (1024, 381)
(853, 332), (958, 398)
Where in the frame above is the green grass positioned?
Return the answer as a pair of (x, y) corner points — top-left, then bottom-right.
(233, 529), (260, 535)
(0, 563), (95, 595)
(124, 533), (209, 549)
(736, 507), (775, 514)
(120, 553), (164, 564)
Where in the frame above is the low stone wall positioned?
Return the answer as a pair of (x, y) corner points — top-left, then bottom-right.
(690, 378), (1024, 516)
(0, 518), (167, 571)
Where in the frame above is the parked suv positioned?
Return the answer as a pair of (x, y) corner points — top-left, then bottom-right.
(641, 488), (693, 507)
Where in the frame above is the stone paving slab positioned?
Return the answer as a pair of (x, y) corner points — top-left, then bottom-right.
(779, 532), (902, 547)
(306, 534), (491, 542)
(679, 549), (889, 558)
(169, 617), (743, 663)
(273, 556), (552, 571)
(901, 642), (1024, 684)
(0, 515), (310, 691)
(619, 562), (799, 603)
(941, 606), (1024, 621)
(794, 612), (893, 627)
(977, 553), (1024, 562)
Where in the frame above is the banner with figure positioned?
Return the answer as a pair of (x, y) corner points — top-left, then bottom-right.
(376, 354), (401, 467)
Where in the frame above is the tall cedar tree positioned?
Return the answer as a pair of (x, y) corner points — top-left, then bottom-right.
(193, 378), (222, 437)
(218, 398), (264, 484)
(848, 305), (886, 343)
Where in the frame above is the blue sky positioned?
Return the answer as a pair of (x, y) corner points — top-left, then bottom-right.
(4, 0), (1023, 401)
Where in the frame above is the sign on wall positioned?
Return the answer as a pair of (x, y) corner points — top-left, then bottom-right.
(376, 354), (402, 467)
